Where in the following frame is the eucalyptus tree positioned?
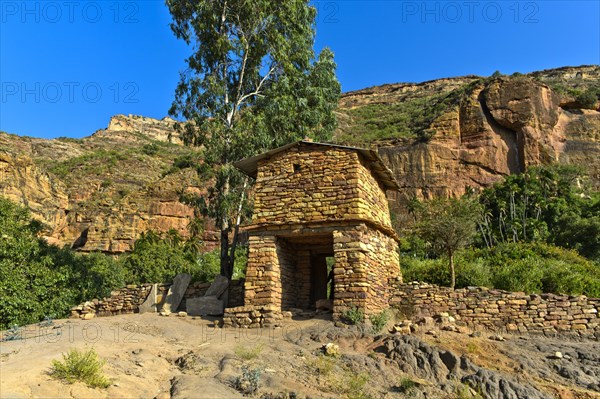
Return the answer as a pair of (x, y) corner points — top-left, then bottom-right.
(167, 0), (340, 279)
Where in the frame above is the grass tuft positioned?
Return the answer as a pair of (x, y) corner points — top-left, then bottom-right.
(48, 348), (111, 388)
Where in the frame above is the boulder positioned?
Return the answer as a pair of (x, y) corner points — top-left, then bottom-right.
(187, 296), (224, 316)
(139, 284), (158, 314)
(204, 275), (229, 298)
(162, 274), (192, 313)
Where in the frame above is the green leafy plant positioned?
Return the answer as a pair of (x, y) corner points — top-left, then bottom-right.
(49, 348), (111, 388)
(369, 310), (390, 334)
(342, 306), (365, 325)
(233, 365), (261, 395)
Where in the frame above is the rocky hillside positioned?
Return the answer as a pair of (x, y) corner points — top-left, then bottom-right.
(0, 65), (598, 252)
(0, 115), (216, 253)
(336, 65), (600, 223)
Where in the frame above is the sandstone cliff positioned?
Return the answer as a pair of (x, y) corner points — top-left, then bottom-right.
(336, 65), (600, 222)
(0, 66), (598, 252)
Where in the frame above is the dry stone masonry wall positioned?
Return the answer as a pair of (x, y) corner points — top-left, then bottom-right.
(391, 282), (599, 337)
(70, 280), (244, 319)
(332, 224), (400, 319)
(251, 146), (393, 233)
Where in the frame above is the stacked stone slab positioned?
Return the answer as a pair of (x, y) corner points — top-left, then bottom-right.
(390, 282), (599, 337)
(234, 141), (401, 322)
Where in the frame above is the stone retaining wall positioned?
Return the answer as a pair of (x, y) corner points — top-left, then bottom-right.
(223, 305), (293, 328)
(390, 282), (600, 337)
(70, 279), (245, 319)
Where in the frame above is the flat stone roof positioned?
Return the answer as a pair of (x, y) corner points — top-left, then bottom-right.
(234, 140), (400, 191)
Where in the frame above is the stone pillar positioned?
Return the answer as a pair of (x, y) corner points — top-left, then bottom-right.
(332, 224), (400, 320)
(332, 226), (369, 320)
(243, 235), (282, 308)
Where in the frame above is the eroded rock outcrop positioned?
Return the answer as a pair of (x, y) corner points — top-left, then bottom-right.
(1, 66), (598, 253)
(338, 66), (600, 221)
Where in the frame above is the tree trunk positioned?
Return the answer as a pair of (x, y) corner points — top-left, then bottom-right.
(449, 250), (456, 290)
(220, 229), (231, 279)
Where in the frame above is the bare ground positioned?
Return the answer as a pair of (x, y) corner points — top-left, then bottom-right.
(1, 313), (599, 399)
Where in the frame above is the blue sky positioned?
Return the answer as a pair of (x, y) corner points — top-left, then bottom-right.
(1, 1), (599, 139)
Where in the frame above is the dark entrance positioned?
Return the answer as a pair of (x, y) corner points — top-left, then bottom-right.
(278, 233), (334, 310)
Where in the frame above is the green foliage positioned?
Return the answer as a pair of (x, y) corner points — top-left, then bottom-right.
(369, 310), (390, 334)
(119, 230), (197, 284)
(402, 242), (600, 297)
(47, 149), (127, 179)
(0, 199), (78, 328)
(414, 196), (482, 289)
(342, 306), (365, 325)
(49, 348), (111, 388)
(397, 376), (418, 394)
(337, 372), (371, 399)
(306, 355), (337, 376)
(141, 142), (160, 155)
(340, 80), (480, 144)
(195, 246), (247, 282)
(233, 366), (261, 395)
(478, 165), (599, 262)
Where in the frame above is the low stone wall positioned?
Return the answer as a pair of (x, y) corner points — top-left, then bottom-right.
(390, 282), (600, 337)
(223, 305), (293, 328)
(70, 284), (166, 319)
(70, 279), (245, 319)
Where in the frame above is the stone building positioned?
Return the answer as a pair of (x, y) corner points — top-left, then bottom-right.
(233, 140), (401, 321)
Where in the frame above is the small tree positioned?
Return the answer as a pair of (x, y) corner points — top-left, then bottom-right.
(415, 197), (481, 289)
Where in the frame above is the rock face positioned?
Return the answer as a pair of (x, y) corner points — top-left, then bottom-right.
(338, 65), (600, 222)
(0, 114), (218, 252)
(1, 66), (599, 253)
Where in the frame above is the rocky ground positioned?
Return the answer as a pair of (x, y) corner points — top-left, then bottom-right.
(1, 313), (599, 399)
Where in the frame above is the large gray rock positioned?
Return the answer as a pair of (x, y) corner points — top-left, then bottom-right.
(162, 274), (191, 313)
(139, 283), (158, 313)
(187, 296), (224, 316)
(205, 275), (229, 298)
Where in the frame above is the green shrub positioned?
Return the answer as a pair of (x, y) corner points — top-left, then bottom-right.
(233, 366), (261, 395)
(369, 310), (390, 334)
(397, 376), (418, 393)
(49, 348), (111, 388)
(0, 198), (127, 328)
(402, 242), (600, 297)
(342, 306), (365, 325)
(141, 142), (160, 155)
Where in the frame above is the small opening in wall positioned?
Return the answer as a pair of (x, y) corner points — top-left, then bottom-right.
(293, 164), (301, 173)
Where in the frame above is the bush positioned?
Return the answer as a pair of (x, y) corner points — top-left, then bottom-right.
(49, 348), (111, 388)
(402, 242), (600, 297)
(369, 310), (390, 334)
(0, 198), (126, 328)
(119, 230), (197, 284)
(233, 366), (261, 395)
(342, 306), (365, 325)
